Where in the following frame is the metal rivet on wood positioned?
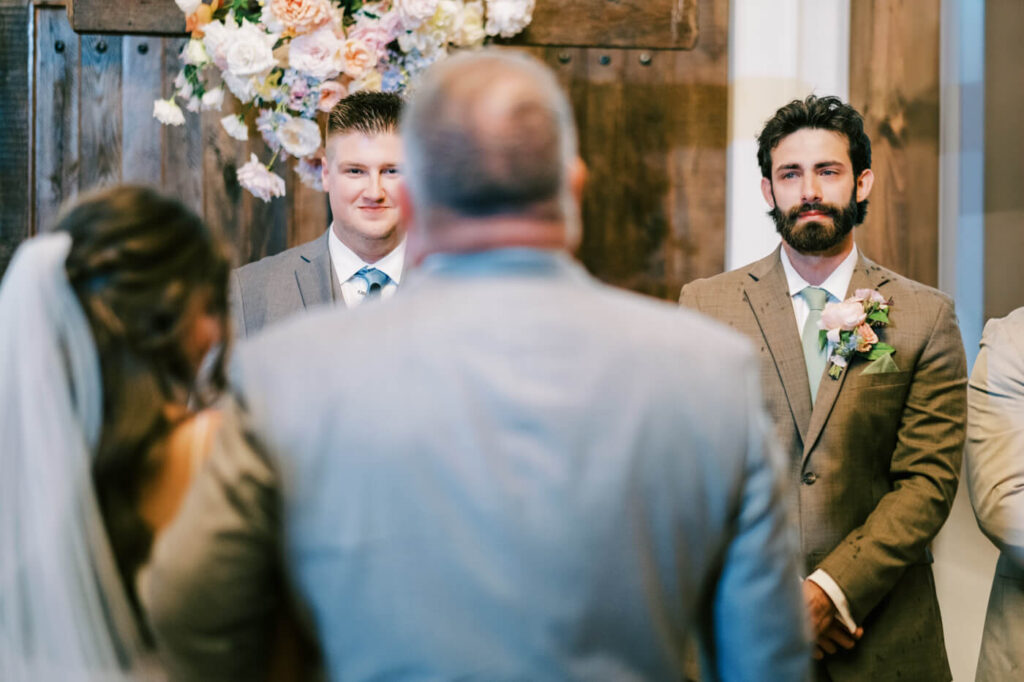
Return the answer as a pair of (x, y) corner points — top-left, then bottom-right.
(557, 51), (571, 64)
(599, 55), (611, 66)
(639, 52), (653, 66)
(137, 43), (149, 55)
(96, 40), (108, 53)
(55, 40), (65, 53)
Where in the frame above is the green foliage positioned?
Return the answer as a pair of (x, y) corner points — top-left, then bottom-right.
(867, 309), (890, 325)
(863, 342), (895, 361)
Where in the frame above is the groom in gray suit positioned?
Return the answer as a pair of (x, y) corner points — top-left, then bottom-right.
(231, 92), (406, 338)
(146, 50), (809, 681)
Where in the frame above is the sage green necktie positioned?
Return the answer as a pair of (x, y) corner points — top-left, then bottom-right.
(801, 286), (829, 402)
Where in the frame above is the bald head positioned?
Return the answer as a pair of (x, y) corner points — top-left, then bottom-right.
(402, 50), (579, 222)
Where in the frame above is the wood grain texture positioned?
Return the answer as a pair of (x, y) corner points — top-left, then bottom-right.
(122, 36), (163, 184)
(0, 2), (30, 275)
(524, 0), (727, 299)
(80, 32), (123, 192)
(69, 0), (184, 36)
(34, 6), (80, 233)
(984, 0), (1024, 318)
(516, 0), (697, 49)
(849, 0), (941, 287)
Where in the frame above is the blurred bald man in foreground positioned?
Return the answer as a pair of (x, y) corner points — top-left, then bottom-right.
(145, 50), (809, 682)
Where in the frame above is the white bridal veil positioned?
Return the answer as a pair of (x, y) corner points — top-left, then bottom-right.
(0, 234), (148, 680)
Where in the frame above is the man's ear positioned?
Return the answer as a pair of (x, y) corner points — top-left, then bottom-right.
(761, 177), (776, 208)
(855, 168), (874, 202)
(568, 156), (587, 205)
(321, 155), (330, 188)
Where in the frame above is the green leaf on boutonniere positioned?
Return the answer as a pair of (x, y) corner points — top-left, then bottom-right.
(863, 342), (895, 361)
(868, 309), (890, 325)
(818, 329), (828, 351)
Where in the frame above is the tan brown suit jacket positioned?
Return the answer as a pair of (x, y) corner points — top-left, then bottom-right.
(681, 246), (966, 682)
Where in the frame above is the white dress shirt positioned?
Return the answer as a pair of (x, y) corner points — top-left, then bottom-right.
(328, 224), (405, 307)
(780, 244), (860, 633)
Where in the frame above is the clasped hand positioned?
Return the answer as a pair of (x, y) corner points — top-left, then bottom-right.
(803, 579), (863, 660)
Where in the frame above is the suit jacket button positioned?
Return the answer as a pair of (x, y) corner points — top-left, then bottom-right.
(802, 472), (818, 485)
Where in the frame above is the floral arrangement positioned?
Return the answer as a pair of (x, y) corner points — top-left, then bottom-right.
(153, 0), (536, 201)
(818, 288), (895, 379)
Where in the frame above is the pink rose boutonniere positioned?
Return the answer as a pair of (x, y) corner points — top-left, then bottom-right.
(818, 288), (895, 379)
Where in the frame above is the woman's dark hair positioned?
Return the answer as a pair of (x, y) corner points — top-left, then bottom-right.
(57, 185), (230, 614)
(757, 95), (872, 223)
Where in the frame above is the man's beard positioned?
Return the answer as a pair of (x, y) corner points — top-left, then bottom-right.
(770, 189), (860, 254)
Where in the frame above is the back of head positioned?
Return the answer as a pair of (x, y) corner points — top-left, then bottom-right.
(58, 185), (230, 613)
(327, 91), (403, 140)
(402, 49), (579, 223)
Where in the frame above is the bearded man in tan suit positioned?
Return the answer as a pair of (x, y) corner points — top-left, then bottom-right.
(681, 95), (966, 682)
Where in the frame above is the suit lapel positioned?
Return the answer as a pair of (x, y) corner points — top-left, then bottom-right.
(743, 248), (813, 444)
(294, 230), (338, 309)
(801, 253), (892, 462)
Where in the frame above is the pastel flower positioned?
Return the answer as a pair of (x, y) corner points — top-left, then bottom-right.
(222, 72), (258, 103)
(237, 154), (286, 202)
(854, 323), (879, 352)
(457, 1), (487, 46)
(220, 115), (249, 141)
(295, 156), (324, 191)
(201, 87), (224, 111)
(348, 68), (383, 93)
(831, 354), (848, 369)
(278, 116), (322, 158)
(348, 10), (402, 58)
(396, 0), (441, 28)
(343, 38), (377, 78)
(182, 38), (210, 66)
(153, 98), (185, 126)
(820, 299), (866, 331)
(185, 96), (202, 112)
(289, 25), (345, 81)
(317, 80), (347, 112)
(266, 0), (332, 36)
(224, 22), (279, 77)
(826, 328), (841, 345)
(855, 288), (887, 304)
(485, 0), (535, 38)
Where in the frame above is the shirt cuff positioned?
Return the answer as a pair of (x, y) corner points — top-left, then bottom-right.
(807, 569), (858, 632)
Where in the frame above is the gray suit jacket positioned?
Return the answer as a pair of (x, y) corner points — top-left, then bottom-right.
(146, 249), (809, 682)
(681, 247), (966, 682)
(966, 307), (1024, 681)
(230, 230), (342, 339)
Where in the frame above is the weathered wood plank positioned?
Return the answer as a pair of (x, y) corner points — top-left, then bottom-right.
(161, 37), (203, 215)
(80, 32), (123, 191)
(34, 6), (80, 233)
(984, 0), (1024, 318)
(850, 0), (941, 287)
(516, 0), (697, 49)
(0, 2), (30, 275)
(69, 0), (185, 36)
(122, 36), (162, 184)
(289, 161), (329, 249)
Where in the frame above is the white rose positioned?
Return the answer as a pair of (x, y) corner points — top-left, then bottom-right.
(485, 0), (534, 38)
(457, 1), (486, 45)
(225, 22), (279, 77)
(222, 72), (258, 103)
(396, 0), (440, 28)
(289, 25), (345, 81)
(220, 115), (250, 141)
(278, 116), (322, 158)
(153, 98), (185, 125)
(185, 96), (201, 112)
(260, 3), (285, 33)
(237, 154), (286, 202)
(201, 87), (225, 111)
(182, 39), (210, 66)
(175, 0), (202, 14)
(202, 20), (232, 70)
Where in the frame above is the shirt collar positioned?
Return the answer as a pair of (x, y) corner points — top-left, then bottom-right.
(327, 224), (406, 284)
(779, 243), (859, 303)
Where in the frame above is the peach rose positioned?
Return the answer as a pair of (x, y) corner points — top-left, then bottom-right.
(854, 288), (887, 304)
(855, 323), (879, 352)
(268, 0), (332, 35)
(342, 38), (377, 78)
(317, 80), (347, 112)
(819, 299), (866, 331)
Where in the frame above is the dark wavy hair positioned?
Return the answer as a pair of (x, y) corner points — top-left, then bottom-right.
(757, 95), (872, 223)
(57, 185), (230, 614)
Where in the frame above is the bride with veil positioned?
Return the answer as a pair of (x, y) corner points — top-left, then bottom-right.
(0, 186), (230, 680)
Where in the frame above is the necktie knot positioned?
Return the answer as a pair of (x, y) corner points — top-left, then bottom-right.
(801, 286), (829, 312)
(357, 267), (389, 297)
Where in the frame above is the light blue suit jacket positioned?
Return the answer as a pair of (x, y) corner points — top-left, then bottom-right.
(147, 249), (809, 682)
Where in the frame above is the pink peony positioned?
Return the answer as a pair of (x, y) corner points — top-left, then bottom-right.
(237, 154), (286, 202)
(348, 11), (402, 58)
(317, 80), (347, 112)
(267, 0), (332, 35)
(855, 323), (879, 352)
(396, 0), (440, 28)
(289, 25), (345, 81)
(854, 288), (887, 304)
(819, 299), (866, 331)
